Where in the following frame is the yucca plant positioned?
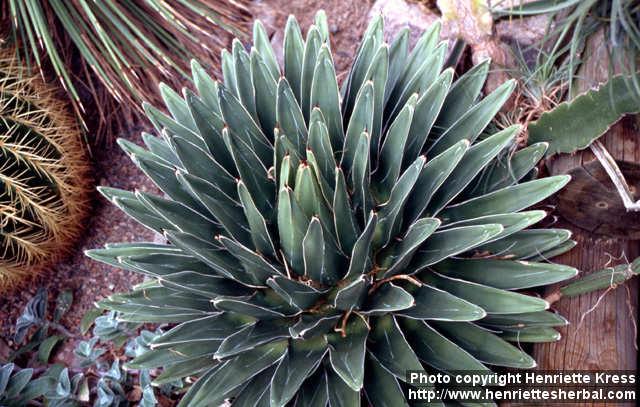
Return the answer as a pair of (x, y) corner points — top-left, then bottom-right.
(87, 12), (579, 406)
(1, 48), (90, 292)
(2, 0), (250, 137)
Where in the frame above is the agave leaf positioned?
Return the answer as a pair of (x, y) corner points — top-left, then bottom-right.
(351, 132), (373, 221)
(233, 40), (258, 120)
(267, 275), (325, 310)
(398, 284), (486, 321)
(385, 28), (410, 102)
(333, 276), (368, 311)
(445, 211), (547, 244)
(311, 46), (344, 150)
(218, 236), (284, 284)
(277, 187), (310, 275)
(333, 169), (360, 254)
(183, 92), (235, 174)
(364, 355), (409, 407)
(171, 136), (237, 199)
(107, 194), (167, 233)
(529, 239), (577, 261)
(475, 229), (572, 259)
(341, 30), (377, 121)
(283, 16), (305, 102)
(327, 367), (360, 407)
(252, 50), (279, 136)
(130, 341), (220, 370)
(380, 217), (441, 278)
(215, 321), (290, 359)
(497, 327), (561, 343)
(233, 366), (276, 407)
(141, 132), (180, 166)
(237, 181), (277, 258)
(218, 85), (273, 167)
(294, 165), (336, 239)
(409, 224), (503, 271)
(289, 314), (341, 339)
(400, 319), (488, 371)
(159, 83), (197, 132)
(426, 126), (519, 215)
(386, 44), (447, 125)
(433, 59), (490, 133)
(375, 98), (415, 200)
(153, 358), (214, 386)
(191, 60), (221, 114)
(440, 176), (571, 225)
(403, 139), (469, 225)
(464, 142), (548, 199)
(143, 103), (206, 151)
(164, 231), (265, 288)
(423, 273), (549, 314)
(364, 45), (389, 151)
(181, 340), (287, 407)
(529, 75), (640, 155)
(493, 0), (581, 16)
(368, 315), (422, 380)
(308, 112), (337, 193)
(136, 191), (218, 241)
(301, 27), (323, 120)
(303, 218), (339, 285)
(159, 271), (247, 298)
(342, 81), (375, 174)
(344, 212), (377, 279)
(428, 79), (516, 155)
(363, 283), (414, 315)
(221, 48), (238, 97)
(253, 20), (280, 81)
(152, 314), (252, 348)
(431, 322), (536, 368)
(387, 22), (441, 107)
(432, 259), (578, 290)
(277, 78), (308, 157)
(402, 69), (454, 167)
(178, 172), (250, 245)
(213, 293), (297, 320)
(270, 335), (328, 407)
(373, 156), (426, 248)
(480, 311), (568, 329)
(223, 128), (275, 218)
(327, 316), (368, 391)
(294, 369), (329, 407)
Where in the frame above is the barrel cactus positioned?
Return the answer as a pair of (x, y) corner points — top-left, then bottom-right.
(1, 49), (91, 292)
(87, 12), (578, 406)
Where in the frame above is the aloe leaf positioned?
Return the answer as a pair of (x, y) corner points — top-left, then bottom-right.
(529, 75), (640, 155)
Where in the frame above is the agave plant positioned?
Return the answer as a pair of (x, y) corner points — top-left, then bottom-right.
(1, 49), (90, 292)
(87, 11), (579, 406)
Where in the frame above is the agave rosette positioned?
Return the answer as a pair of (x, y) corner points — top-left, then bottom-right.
(87, 11), (578, 407)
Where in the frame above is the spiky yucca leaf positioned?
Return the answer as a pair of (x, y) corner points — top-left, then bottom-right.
(1, 49), (91, 292)
(87, 12), (578, 407)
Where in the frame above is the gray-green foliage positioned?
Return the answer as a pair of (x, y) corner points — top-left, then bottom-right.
(528, 75), (640, 155)
(87, 11), (578, 407)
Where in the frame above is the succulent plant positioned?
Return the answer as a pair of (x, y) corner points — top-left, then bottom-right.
(0, 49), (91, 292)
(87, 11), (579, 406)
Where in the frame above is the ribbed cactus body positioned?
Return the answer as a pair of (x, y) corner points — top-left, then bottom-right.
(0, 49), (91, 291)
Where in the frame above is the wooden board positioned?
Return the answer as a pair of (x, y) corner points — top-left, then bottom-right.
(533, 117), (639, 406)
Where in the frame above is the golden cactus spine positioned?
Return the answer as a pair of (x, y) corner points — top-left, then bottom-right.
(0, 49), (91, 292)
